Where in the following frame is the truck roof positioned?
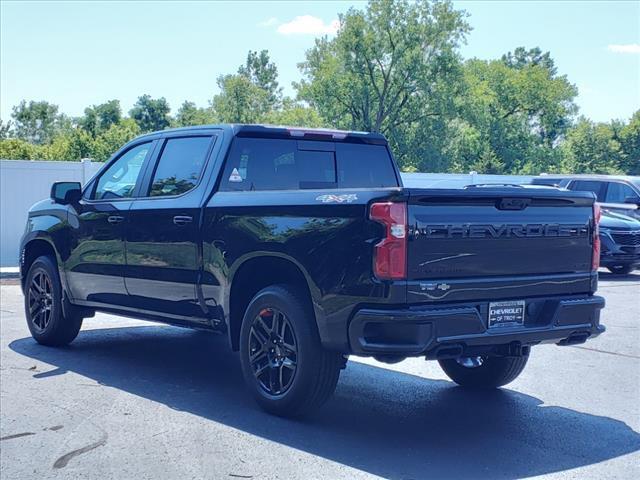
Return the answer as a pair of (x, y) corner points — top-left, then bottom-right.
(137, 124), (388, 145)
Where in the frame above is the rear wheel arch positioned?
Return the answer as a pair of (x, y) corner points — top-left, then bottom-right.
(227, 255), (319, 351)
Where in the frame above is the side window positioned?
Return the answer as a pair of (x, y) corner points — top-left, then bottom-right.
(148, 136), (212, 197)
(336, 143), (398, 188)
(569, 181), (605, 201)
(93, 142), (151, 200)
(220, 138), (336, 191)
(605, 182), (638, 203)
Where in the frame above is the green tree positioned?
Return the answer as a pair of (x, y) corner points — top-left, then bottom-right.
(42, 135), (73, 160)
(212, 74), (270, 123)
(92, 118), (141, 161)
(11, 100), (63, 144)
(561, 117), (624, 174)
(0, 120), (12, 140)
(263, 98), (325, 127)
(79, 99), (122, 136)
(44, 128), (94, 161)
(238, 50), (282, 108)
(0, 138), (41, 159)
(172, 101), (216, 127)
(34, 119), (140, 161)
(618, 110), (640, 174)
(297, 0), (469, 170)
(446, 120), (484, 172)
(129, 95), (171, 132)
(501, 46), (557, 75)
(452, 53), (578, 173)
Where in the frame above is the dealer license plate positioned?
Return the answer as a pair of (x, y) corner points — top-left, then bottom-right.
(488, 300), (525, 328)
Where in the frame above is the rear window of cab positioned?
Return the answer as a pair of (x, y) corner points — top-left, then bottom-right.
(220, 138), (398, 191)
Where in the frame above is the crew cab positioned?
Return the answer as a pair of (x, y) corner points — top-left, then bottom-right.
(20, 125), (605, 416)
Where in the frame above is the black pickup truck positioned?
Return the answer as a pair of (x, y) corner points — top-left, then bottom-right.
(20, 125), (605, 416)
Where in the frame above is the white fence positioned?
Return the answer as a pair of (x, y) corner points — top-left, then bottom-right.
(0, 159), (102, 266)
(0, 159), (533, 267)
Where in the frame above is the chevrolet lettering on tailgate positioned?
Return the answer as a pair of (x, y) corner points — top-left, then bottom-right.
(413, 223), (590, 239)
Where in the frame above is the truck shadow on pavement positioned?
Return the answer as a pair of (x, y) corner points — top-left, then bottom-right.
(10, 325), (640, 480)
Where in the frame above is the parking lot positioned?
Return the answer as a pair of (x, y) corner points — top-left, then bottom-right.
(1, 271), (639, 480)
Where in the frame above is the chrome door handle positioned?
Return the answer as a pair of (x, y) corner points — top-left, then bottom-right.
(107, 215), (124, 224)
(173, 215), (193, 226)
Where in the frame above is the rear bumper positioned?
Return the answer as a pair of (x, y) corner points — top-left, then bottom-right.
(348, 295), (605, 357)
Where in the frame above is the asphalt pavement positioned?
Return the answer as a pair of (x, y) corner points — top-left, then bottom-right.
(1, 271), (639, 479)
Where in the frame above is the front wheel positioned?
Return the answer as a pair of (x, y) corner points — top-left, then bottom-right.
(239, 284), (342, 417)
(438, 354), (529, 389)
(24, 256), (82, 346)
(607, 265), (634, 275)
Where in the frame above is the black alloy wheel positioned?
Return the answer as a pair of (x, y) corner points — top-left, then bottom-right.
(27, 269), (54, 333)
(239, 284), (343, 417)
(239, 284), (345, 417)
(24, 255), (83, 346)
(248, 307), (298, 396)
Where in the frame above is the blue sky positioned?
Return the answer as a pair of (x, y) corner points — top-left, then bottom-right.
(1, 1), (638, 123)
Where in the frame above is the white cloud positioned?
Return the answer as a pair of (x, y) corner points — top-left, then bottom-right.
(276, 15), (339, 35)
(607, 44), (640, 54)
(258, 17), (278, 28)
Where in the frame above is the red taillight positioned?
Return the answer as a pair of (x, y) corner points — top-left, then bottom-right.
(369, 202), (407, 280)
(592, 203), (601, 271)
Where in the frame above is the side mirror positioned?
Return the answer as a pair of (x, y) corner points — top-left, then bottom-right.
(51, 181), (82, 205)
(624, 196), (640, 207)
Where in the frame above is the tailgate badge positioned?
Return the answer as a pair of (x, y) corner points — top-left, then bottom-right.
(316, 194), (357, 204)
(420, 283), (450, 291)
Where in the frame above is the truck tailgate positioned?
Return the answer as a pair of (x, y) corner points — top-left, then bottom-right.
(406, 187), (596, 303)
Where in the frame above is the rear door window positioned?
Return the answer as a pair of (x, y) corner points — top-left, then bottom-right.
(148, 136), (212, 197)
(568, 180), (606, 201)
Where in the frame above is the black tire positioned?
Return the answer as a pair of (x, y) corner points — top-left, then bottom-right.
(607, 265), (633, 275)
(239, 284), (342, 417)
(438, 354), (529, 389)
(24, 256), (82, 346)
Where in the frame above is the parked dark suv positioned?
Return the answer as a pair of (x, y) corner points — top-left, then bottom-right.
(20, 125), (605, 416)
(531, 175), (640, 274)
(598, 210), (640, 274)
(531, 175), (640, 220)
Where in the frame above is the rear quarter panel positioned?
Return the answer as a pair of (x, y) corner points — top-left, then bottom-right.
(201, 189), (405, 349)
